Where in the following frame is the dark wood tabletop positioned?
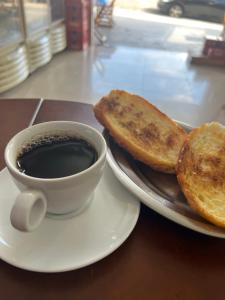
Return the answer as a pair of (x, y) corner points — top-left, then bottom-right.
(1, 98), (225, 300)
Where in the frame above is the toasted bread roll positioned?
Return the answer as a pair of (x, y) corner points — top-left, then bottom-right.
(94, 90), (187, 173)
(177, 122), (225, 228)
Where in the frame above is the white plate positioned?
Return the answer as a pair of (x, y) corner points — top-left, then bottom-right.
(106, 125), (225, 239)
(0, 164), (140, 273)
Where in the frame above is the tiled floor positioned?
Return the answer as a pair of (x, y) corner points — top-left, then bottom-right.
(2, 44), (225, 127)
(100, 8), (222, 54)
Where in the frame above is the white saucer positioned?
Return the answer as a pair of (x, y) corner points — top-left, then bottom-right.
(0, 164), (140, 273)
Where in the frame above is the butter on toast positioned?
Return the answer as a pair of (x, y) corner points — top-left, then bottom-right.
(94, 90), (187, 173)
(177, 122), (225, 228)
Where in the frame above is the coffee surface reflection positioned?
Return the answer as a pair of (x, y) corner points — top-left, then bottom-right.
(17, 135), (98, 179)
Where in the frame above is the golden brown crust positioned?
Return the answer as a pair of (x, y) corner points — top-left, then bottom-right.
(94, 90), (187, 173)
(177, 122), (225, 228)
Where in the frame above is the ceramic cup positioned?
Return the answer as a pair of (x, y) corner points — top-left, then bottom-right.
(5, 121), (106, 232)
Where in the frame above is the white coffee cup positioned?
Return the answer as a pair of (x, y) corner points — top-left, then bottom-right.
(5, 121), (106, 232)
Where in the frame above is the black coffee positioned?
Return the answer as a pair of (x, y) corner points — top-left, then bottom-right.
(17, 135), (98, 179)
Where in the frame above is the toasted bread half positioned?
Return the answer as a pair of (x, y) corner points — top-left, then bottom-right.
(177, 122), (225, 228)
(94, 90), (187, 173)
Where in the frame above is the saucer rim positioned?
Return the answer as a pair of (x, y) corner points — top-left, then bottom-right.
(0, 166), (140, 273)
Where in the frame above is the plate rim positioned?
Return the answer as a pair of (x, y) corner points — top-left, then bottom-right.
(106, 121), (225, 239)
(0, 166), (140, 273)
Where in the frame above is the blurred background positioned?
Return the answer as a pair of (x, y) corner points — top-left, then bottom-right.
(1, 0), (225, 126)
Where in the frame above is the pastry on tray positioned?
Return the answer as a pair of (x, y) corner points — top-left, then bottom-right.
(94, 90), (187, 174)
(177, 122), (225, 229)
(95, 90), (225, 229)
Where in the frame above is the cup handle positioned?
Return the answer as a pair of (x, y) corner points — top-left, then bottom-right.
(10, 190), (47, 232)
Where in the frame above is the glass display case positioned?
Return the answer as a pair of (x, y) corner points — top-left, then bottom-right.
(23, 0), (49, 38)
(0, 0), (67, 94)
(50, 0), (64, 23)
(0, 0), (24, 48)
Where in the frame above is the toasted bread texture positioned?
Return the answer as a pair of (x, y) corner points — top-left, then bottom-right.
(177, 122), (225, 228)
(94, 90), (187, 173)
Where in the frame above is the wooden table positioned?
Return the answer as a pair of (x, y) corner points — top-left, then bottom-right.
(1, 99), (225, 300)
